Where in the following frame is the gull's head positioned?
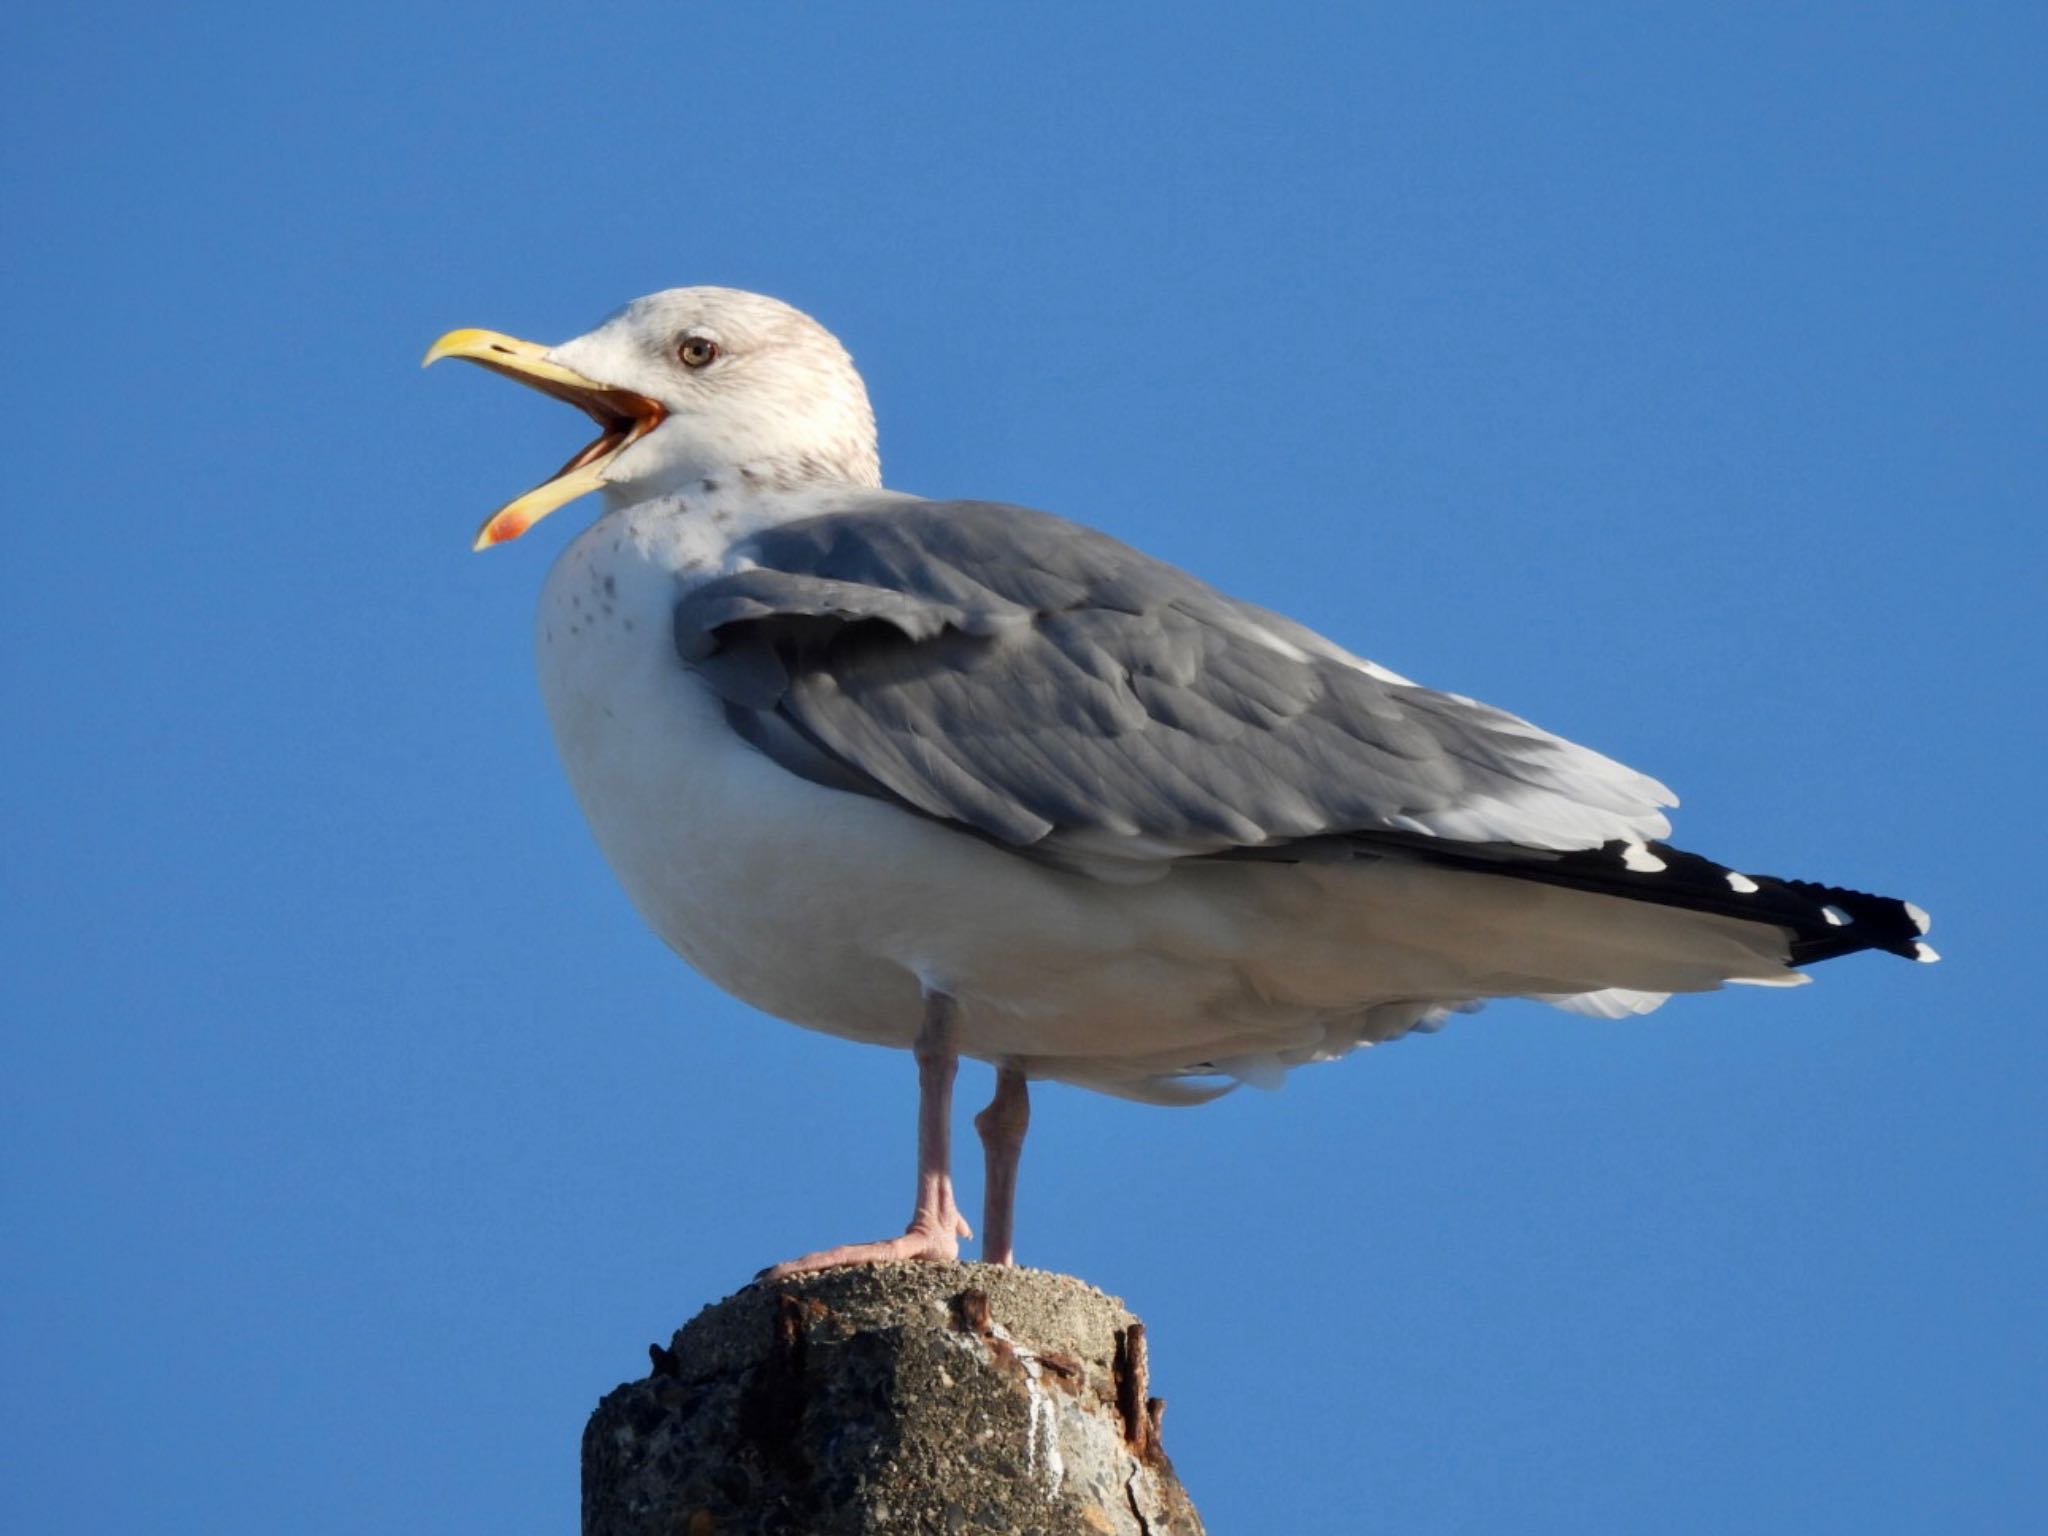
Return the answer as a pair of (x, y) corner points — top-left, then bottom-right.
(425, 287), (880, 549)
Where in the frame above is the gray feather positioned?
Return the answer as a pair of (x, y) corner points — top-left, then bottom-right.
(675, 499), (1674, 870)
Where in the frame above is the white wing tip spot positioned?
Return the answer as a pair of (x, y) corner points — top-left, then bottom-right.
(1821, 904), (1851, 927)
(1726, 872), (1760, 894)
(1905, 901), (1932, 935)
(1621, 842), (1668, 873)
(1913, 941), (1941, 963)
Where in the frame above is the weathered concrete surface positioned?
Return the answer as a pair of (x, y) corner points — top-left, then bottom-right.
(584, 1263), (1204, 1535)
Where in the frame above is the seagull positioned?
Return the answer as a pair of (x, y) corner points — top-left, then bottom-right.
(426, 288), (1935, 1278)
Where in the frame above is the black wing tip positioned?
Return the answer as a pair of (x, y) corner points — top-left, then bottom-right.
(1768, 873), (1937, 967)
(1616, 842), (1935, 968)
(1339, 831), (1937, 969)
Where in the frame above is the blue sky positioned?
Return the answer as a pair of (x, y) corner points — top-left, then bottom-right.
(5, 4), (2042, 1531)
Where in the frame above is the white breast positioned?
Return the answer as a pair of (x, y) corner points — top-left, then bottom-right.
(533, 500), (1216, 1054)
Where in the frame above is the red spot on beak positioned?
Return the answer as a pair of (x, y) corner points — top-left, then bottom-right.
(477, 511), (528, 549)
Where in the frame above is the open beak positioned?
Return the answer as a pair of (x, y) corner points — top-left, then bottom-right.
(423, 329), (667, 550)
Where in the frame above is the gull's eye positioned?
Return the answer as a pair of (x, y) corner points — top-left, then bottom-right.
(677, 336), (721, 369)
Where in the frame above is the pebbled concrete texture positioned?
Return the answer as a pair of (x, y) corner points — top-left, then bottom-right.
(584, 1263), (1204, 1535)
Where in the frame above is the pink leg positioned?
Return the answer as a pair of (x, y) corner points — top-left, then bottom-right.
(974, 1064), (1030, 1266)
(760, 993), (974, 1279)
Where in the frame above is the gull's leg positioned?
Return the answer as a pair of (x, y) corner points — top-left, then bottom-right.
(974, 1064), (1030, 1266)
(760, 993), (973, 1279)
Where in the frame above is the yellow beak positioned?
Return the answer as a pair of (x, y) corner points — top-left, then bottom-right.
(422, 328), (667, 550)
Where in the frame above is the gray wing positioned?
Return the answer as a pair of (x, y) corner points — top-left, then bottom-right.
(675, 499), (1674, 873)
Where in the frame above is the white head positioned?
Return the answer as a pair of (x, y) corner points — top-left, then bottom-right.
(425, 287), (881, 549)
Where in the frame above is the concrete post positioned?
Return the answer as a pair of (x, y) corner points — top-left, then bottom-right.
(583, 1263), (1205, 1535)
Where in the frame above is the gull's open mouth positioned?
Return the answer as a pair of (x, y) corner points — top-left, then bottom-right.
(423, 328), (667, 549)
(465, 343), (666, 480)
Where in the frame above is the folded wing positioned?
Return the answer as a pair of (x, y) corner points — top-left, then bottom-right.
(675, 499), (1675, 874)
